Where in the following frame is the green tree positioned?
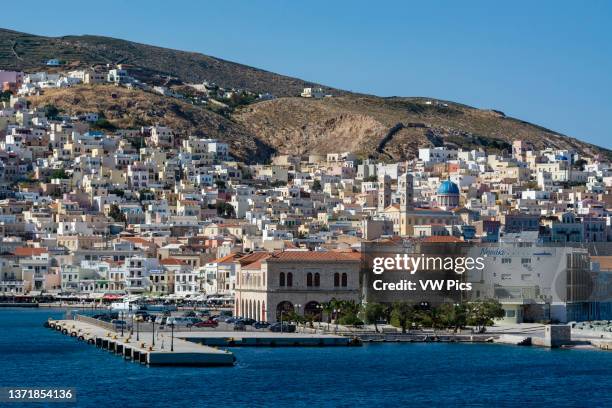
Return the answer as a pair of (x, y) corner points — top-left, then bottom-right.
(422, 307), (444, 334)
(216, 201), (235, 218)
(363, 302), (386, 333)
(466, 299), (505, 333)
(44, 104), (60, 120)
(320, 301), (335, 324)
(108, 204), (126, 224)
(50, 168), (69, 179)
(391, 301), (420, 334)
(93, 118), (117, 132)
(437, 303), (468, 333)
(573, 158), (587, 171)
(311, 179), (322, 192)
(0, 90), (12, 102)
(109, 188), (125, 197)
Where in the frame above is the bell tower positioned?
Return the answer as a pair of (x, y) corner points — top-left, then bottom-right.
(378, 174), (391, 212)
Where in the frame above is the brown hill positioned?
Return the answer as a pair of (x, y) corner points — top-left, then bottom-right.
(234, 96), (609, 160)
(5, 27), (609, 161)
(0, 28), (332, 96)
(27, 85), (272, 162)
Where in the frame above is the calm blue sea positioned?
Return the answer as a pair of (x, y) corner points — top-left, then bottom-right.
(1, 308), (612, 408)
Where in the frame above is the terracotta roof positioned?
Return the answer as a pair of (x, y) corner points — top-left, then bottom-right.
(238, 252), (273, 267)
(13, 247), (48, 257)
(592, 256), (612, 271)
(122, 237), (156, 246)
(267, 251), (361, 262)
(210, 253), (243, 264)
(160, 258), (185, 266)
(421, 236), (463, 243)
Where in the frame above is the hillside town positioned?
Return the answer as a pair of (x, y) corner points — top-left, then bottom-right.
(1, 67), (612, 325)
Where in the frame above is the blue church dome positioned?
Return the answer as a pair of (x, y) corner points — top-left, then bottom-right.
(437, 180), (460, 195)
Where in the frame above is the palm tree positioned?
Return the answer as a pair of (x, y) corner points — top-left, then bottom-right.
(391, 301), (419, 334)
(363, 302), (386, 333)
(321, 301), (335, 330)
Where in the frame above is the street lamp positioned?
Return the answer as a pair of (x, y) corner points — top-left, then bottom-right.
(334, 308), (341, 332)
(136, 316), (141, 341)
(170, 323), (175, 352)
(129, 304), (134, 336)
(294, 304), (302, 332)
(120, 310), (124, 336)
(151, 317), (155, 347)
(315, 304), (323, 328)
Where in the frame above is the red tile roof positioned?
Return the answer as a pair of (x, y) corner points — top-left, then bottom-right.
(267, 250), (361, 262)
(421, 236), (463, 243)
(13, 247), (48, 257)
(160, 258), (185, 266)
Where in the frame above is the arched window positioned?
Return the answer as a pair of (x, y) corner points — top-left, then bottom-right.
(334, 273), (340, 287)
(341, 273), (347, 287)
(279, 272), (285, 287)
(314, 273), (320, 287)
(306, 272), (313, 287)
(287, 272), (293, 287)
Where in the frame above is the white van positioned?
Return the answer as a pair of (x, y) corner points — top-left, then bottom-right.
(165, 317), (195, 327)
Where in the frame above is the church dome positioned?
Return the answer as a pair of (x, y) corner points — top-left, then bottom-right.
(437, 180), (460, 195)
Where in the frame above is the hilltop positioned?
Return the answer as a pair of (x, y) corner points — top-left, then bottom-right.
(234, 96), (608, 160)
(0, 28), (332, 96)
(3, 27), (609, 161)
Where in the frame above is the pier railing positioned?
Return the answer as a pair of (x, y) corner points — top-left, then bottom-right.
(75, 314), (117, 332)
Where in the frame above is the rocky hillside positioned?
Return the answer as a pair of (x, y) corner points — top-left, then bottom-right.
(234, 96), (609, 160)
(0, 28), (332, 96)
(4, 27), (609, 161)
(27, 85), (273, 162)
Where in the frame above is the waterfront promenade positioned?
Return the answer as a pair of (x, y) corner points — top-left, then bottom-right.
(47, 318), (236, 366)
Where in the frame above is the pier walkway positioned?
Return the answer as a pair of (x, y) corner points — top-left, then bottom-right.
(46, 319), (235, 366)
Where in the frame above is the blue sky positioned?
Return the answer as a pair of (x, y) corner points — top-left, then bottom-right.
(5, 0), (611, 148)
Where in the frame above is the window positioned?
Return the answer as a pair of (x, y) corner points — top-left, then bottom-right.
(334, 273), (340, 287)
(341, 273), (347, 287)
(501, 258), (512, 264)
(501, 274), (512, 280)
(521, 258), (531, 264)
(279, 272), (285, 287)
(287, 272), (293, 287)
(307, 273), (313, 287)
(314, 273), (320, 287)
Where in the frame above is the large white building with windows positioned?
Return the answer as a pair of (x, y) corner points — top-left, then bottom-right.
(234, 250), (361, 322)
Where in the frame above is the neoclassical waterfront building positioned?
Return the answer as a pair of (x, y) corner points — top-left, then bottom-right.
(234, 250), (361, 322)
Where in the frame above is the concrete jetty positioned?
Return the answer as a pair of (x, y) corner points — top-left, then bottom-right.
(176, 331), (359, 347)
(46, 319), (235, 366)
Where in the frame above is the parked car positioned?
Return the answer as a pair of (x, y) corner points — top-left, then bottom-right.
(111, 319), (128, 329)
(134, 311), (150, 320)
(183, 311), (197, 317)
(233, 321), (246, 331)
(269, 322), (296, 333)
(253, 321), (270, 329)
(193, 319), (218, 328)
(242, 318), (256, 325)
(166, 317), (195, 327)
